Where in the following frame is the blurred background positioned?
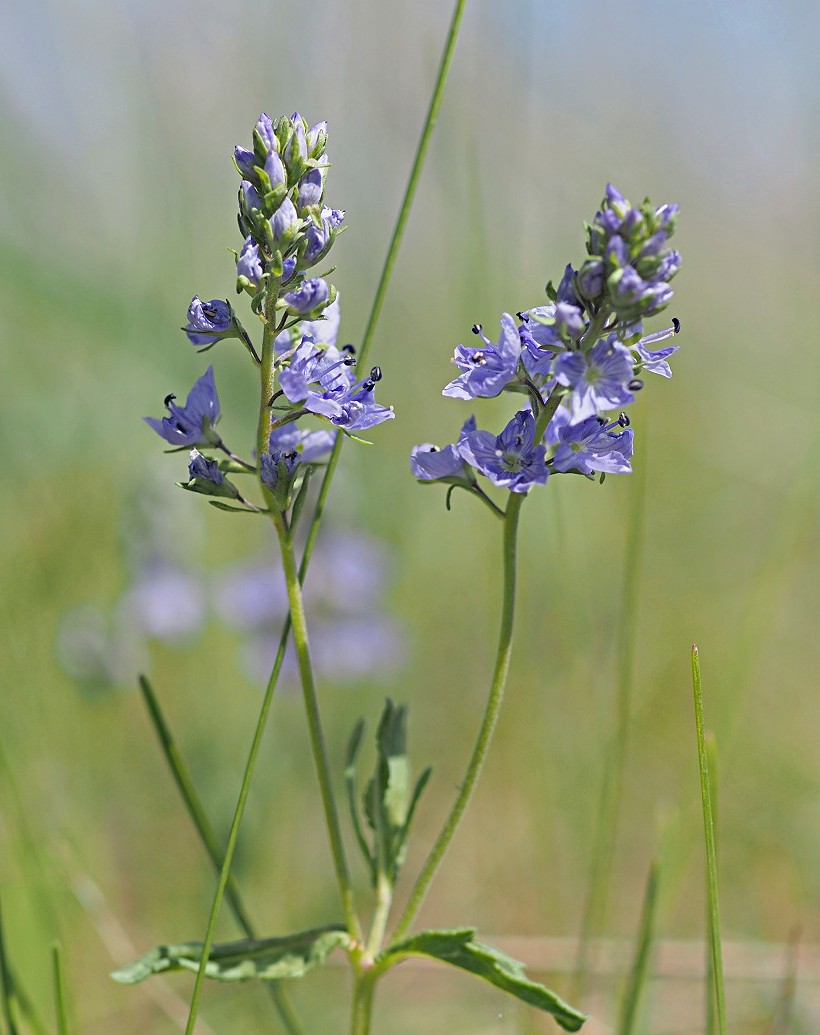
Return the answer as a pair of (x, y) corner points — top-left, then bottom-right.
(1, 0), (819, 1030)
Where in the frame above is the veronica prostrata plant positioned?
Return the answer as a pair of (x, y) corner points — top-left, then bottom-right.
(110, 91), (681, 1033)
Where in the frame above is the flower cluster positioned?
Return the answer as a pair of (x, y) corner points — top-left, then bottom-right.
(411, 184), (681, 498)
(143, 114), (392, 517)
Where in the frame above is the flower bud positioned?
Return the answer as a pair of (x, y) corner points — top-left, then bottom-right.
(184, 297), (239, 347)
(259, 450), (300, 510)
(297, 167), (324, 210)
(284, 277), (329, 315)
(270, 196), (299, 246)
(236, 236), (263, 289)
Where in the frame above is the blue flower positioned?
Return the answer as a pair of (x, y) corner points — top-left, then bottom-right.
(278, 338), (354, 403)
(306, 367), (394, 432)
(259, 450), (300, 493)
(410, 416), (476, 483)
(633, 320), (681, 378)
(443, 313), (521, 400)
(297, 167), (324, 209)
(274, 295), (341, 353)
(303, 206), (345, 266)
(144, 367), (221, 448)
(458, 409), (548, 493)
(553, 336), (634, 420)
(270, 196), (298, 245)
(269, 424), (337, 463)
(547, 411), (633, 475)
(237, 236), (263, 289)
(183, 297), (237, 347)
(283, 277), (329, 315)
(188, 449), (223, 484)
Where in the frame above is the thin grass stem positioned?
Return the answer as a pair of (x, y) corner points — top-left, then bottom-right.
(692, 644), (727, 1035)
(137, 675), (304, 1035)
(51, 943), (69, 1035)
(617, 858), (660, 1035)
(0, 898), (19, 1035)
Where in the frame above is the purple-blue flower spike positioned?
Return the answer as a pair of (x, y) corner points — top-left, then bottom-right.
(144, 367), (221, 448)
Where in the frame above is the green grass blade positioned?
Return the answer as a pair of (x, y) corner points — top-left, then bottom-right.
(52, 942), (69, 1035)
(692, 645), (727, 1035)
(0, 897), (19, 1035)
(137, 676), (305, 1035)
(617, 858), (660, 1035)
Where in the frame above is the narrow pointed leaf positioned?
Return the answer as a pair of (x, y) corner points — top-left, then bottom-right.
(381, 928), (586, 1031)
(344, 718), (374, 877)
(111, 925), (349, 985)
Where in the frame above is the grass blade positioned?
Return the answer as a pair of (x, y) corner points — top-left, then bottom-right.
(0, 897), (19, 1035)
(692, 644), (727, 1035)
(52, 942), (69, 1035)
(617, 857), (660, 1035)
(138, 675), (305, 1035)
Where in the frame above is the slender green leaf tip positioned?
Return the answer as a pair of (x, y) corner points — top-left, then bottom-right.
(379, 929), (587, 1031)
(111, 926), (350, 985)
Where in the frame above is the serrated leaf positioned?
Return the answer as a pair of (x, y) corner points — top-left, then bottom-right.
(381, 929), (586, 1032)
(111, 925), (350, 985)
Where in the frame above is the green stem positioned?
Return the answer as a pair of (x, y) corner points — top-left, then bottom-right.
(0, 898), (19, 1035)
(51, 943), (69, 1035)
(365, 874), (394, 959)
(138, 676), (304, 1035)
(692, 645), (727, 1035)
(275, 514), (363, 943)
(390, 492), (524, 944)
(356, 0), (467, 369)
(349, 970), (377, 1035)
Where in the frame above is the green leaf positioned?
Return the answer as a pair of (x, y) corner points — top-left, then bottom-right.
(207, 500), (260, 514)
(381, 929), (586, 1032)
(344, 718), (374, 877)
(111, 925), (350, 986)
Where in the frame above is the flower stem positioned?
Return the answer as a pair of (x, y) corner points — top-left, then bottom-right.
(390, 492), (524, 944)
(275, 513), (363, 944)
(349, 970), (377, 1035)
(184, 317), (304, 1035)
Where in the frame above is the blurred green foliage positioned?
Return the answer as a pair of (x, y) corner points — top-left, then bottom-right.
(2, 0), (820, 1030)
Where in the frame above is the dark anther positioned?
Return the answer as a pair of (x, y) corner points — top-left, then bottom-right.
(369, 366), (382, 382)
(618, 412), (630, 427)
(516, 311), (525, 321)
(470, 352), (487, 365)
(596, 416), (607, 426)
(343, 356), (356, 366)
(342, 344), (356, 354)
(672, 317), (681, 334)
(363, 379), (375, 392)
(471, 323), (482, 335)
(203, 304), (217, 318)
(628, 378), (644, 391)
(164, 393), (177, 407)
